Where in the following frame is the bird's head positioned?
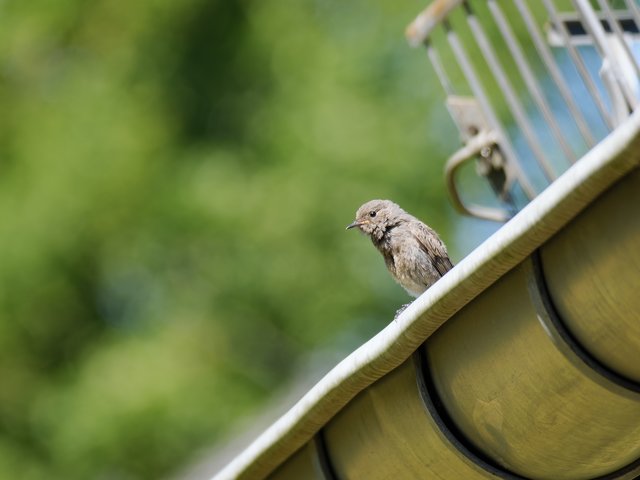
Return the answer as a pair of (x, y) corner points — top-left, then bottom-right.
(346, 199), (403, 240)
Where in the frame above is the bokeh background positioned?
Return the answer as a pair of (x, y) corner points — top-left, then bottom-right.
(0, 0), (498, 478)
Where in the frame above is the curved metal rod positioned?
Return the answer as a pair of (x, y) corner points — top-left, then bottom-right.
(445, 130), (513, 222)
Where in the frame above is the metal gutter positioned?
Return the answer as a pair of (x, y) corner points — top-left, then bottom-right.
(213, 110), (640, 480)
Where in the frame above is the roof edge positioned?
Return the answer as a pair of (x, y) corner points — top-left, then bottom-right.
(213, 110), (640, 480)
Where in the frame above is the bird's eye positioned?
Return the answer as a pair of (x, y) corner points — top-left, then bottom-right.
(369, 211), (376, 218)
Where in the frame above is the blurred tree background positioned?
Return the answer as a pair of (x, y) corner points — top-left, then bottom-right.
(0, 0), (471, 478)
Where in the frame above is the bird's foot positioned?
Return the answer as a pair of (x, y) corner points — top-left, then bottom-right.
(394, 303), (411, 321)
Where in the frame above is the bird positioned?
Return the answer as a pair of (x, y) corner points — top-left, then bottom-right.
(346, 199), (453, 298)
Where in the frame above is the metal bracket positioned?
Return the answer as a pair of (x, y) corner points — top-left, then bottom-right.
(444, 96), (514, 222)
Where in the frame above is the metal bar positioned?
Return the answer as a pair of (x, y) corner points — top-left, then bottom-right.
(625, 0), (640, 32)
(462, 2), (557, 182)
(573, 0), (638, 108)
(488, 0), (577, 165)
(513, 0), (596, 148)
(597, 1), (640, 79)
(444, 20), (538, 198)
(542, 0), (615, 130)
(425, 40), (455, 96)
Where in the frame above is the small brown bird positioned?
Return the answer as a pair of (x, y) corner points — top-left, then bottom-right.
(347, 199), (453, 297)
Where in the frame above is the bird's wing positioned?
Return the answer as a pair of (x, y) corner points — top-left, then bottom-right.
(410, 224), (454, 278)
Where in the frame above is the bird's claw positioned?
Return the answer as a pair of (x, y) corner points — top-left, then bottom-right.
(394, 303), (411, 320)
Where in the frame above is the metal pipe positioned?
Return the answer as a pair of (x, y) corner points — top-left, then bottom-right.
(406, 0), (464, 47)
(425, 40), (455, 96)
(513, 0), (596, 148)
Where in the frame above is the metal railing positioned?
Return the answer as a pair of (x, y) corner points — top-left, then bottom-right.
(407, 0), (640, 221)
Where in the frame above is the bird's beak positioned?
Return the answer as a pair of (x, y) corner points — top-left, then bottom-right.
(346, 221), (361, 230)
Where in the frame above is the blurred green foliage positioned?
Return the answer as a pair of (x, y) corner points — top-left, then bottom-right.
(0, 0), (456, 478)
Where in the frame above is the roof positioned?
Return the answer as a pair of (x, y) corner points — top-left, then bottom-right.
(213, 109), (640, 480)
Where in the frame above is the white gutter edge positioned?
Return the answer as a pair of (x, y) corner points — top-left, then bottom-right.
(213, 110), (640, 480)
